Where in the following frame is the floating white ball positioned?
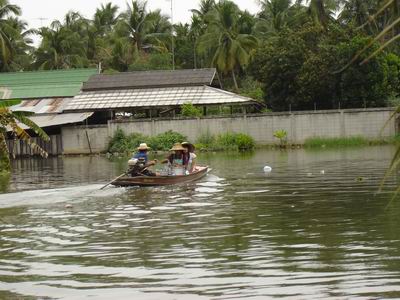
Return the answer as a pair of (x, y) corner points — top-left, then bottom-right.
(263, 166), (272, 173)
(320, 170), (325, 174)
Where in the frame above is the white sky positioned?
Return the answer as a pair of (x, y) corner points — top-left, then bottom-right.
(12, 0), (261, 29)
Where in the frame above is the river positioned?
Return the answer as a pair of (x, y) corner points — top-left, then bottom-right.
(1, 146), (400, 299)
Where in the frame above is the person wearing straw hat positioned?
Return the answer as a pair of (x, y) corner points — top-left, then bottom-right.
(129, 143), (157, 176)
(161, 143), (187, 175)
(182, 142), (197, 173)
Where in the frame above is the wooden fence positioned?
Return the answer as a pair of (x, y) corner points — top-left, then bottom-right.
(6, 134), (63, 156)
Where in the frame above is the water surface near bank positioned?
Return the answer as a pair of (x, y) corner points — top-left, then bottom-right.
(1, 146), (400, 299)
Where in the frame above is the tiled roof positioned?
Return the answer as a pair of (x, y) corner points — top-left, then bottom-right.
(82, 68), (216, 91)
(0, 68), (98, 99)
(64, 86), (254, 112)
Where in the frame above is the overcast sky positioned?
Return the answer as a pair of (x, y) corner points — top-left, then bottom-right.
(12, 0), (261, 29)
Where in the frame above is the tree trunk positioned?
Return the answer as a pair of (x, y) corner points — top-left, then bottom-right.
(231, 70), (239, 92)
(216, 71), (223, 89)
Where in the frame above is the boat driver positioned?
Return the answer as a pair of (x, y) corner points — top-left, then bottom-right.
(129, 143), (157, 176)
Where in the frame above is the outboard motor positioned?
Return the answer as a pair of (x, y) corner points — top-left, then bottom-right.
(127, 157), (146, 177)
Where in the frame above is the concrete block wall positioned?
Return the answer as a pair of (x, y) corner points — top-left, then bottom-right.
(62, 125), (109, 154)
(61, 108), (397, 154)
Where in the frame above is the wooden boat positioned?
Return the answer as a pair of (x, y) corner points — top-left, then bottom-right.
(111, 166), (209, 187)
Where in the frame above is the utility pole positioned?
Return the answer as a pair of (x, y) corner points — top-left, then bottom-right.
(167, 0), (175, 70)
(35, 17), (48, 27)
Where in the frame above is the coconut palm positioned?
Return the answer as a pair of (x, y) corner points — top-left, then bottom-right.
(118, 0), (171, 54)
(0, 0), (21, 70)
(0, 17), (34, 71)
(191, 0), (216, 20)
(302, 0), (340, 27)
(335, 0), (400, 73)
(0, 100), (49, 171)
(34, 23), (88, 69)
(197, 0), (258, 91)
(93, 2), (119, 36)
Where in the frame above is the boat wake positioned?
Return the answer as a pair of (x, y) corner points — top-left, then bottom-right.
(0, 184), (125, 208)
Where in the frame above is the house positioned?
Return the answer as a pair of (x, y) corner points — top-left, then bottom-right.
(0, 68), (98, 155)
(64, 68), (259, 120)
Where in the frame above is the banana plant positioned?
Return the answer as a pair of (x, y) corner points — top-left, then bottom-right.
(0, 99), (49, 171)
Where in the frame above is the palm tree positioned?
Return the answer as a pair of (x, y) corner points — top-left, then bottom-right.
(335, 0), (400, 72)
(117, 0), (170, 54)
(34, 23), (88, 69)
(0, 17), (33, 71)
(197, 0), (258, 91)
(304, 0), (340, 27)
(0, 0), (21, 70)
(0, 100), (49, 171)
(93, 2), (119, 36)
(191, 0), (216, 20)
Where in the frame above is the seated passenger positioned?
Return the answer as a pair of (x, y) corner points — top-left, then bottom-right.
(182, 142), (197, 173)
(161, 143), (187, 175)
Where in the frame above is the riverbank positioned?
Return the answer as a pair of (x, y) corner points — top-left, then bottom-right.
(106, 131), (400, 156)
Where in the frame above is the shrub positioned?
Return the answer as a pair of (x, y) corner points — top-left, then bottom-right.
(181, 102), (203, 117)
(197, 131), (216, 145)
(108, 129), (146, 154)
(195, 132), (254, 151)
(273, 129), (288, 146)
(147, 130), (187, 151)
(235, 133), (255, 150)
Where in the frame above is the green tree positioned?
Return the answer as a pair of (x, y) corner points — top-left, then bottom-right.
(93, 2), (119, 36)
(117, 0), (171, 54)
(34, 23), (89, 69)
(0, 17), (33, 71)
(0, 0), (21, 70)
(197, 0), (258, 91)
(249, 23), (398, 110)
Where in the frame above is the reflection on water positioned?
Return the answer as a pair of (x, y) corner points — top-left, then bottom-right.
(1, 147), (400, 299)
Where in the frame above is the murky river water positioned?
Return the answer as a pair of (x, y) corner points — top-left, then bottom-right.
(1, 146), (400, 299)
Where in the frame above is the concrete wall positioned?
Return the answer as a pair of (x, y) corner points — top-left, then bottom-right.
(61, 108), (397, 154)
(62, 125), (109, 154)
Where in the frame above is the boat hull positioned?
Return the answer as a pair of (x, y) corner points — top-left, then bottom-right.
(111, 166), (209, 187)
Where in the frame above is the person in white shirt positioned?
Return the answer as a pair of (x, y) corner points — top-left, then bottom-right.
(182, 142), (197, 173)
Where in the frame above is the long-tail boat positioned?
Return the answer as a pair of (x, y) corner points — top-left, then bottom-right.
(111, 166), (209, 187)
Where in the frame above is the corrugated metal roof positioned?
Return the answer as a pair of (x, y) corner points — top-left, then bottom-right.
(11, 98), (69, 114)
(0, 68), (98, 99)
(82, 68), (216, 91)
(15, 112), (93, 130)
(64, 86), (254, 112)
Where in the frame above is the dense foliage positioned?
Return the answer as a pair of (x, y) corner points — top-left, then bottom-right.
(0, 0), (399, 110)
(196, 131), (255, 151)
(108, 129), (186, 153)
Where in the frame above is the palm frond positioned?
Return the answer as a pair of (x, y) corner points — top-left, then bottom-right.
(0, 99), (21, 108)
(12, 111), (49, 141)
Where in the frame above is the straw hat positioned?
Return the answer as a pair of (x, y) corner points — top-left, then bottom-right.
(170, 143), (185, 151)
(137, 143), (150, 150)
(182, 142), (195, 152)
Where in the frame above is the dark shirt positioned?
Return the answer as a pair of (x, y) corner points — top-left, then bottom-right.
(133, 151), (148, 163)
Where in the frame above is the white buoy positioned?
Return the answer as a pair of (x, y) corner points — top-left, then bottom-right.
(263, 166), (272, 173)
(320, 170), (325, 174)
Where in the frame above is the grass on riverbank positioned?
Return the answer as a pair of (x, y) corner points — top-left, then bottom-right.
(304, 136), (400, 148)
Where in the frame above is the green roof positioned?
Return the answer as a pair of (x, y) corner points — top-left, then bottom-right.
(0, 68), (98, 99)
